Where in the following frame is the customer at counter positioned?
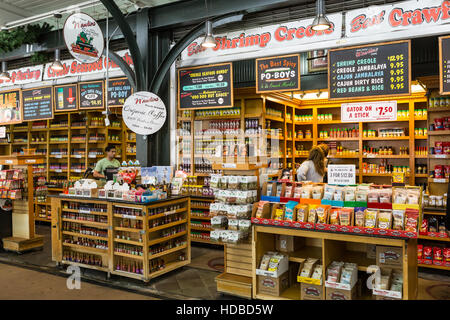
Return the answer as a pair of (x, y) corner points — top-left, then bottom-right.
(92, 145), (120, 180)
(296, 146), (326, 183)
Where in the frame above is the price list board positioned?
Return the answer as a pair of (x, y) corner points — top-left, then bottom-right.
(107, 77), (132, 107)
(78, 80), (105, 110)
(54, 84), (78, 112)
(178, 63), (233, 110)
(22, 86), (54, 121)
(439, 36), (450, 94)
(329, 40), (411, 100)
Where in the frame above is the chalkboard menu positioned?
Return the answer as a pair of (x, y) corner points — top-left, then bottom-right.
(22, 87), (53, 121)
(54, 84), (78, 112)
(178, 63), (233, 110)
(329, 41), (411, 99)
(108, 78), (132, 107)
(0, 90), (21, 125)
(439, 36), (450, 94)
(256, 54), (300, 93)
(79, 80), (104, 110)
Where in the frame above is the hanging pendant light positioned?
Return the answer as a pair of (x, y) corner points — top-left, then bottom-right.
(51, 48), (64, 71)
(201, 20), (216, 48)
(0, 61), (10, 81)
(51, 13), (64, 71)
(311, 0), (332, 31)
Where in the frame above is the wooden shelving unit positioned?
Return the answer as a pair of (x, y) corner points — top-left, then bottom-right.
(51, 196), (190, 282)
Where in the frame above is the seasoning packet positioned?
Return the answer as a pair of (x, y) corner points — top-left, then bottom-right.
(377, 210), (392, 229)
(256, 201), (269, 218)
(339, 208), (353, 226)
(296, 204), (309, 222)
(364, 209), (378, 228)
(284, 201), (298, 221)
(354, 208), (365, 227)
(392, 209), (405, 230)
(405, 209), (419, 232)
(316, 205), (330, 224)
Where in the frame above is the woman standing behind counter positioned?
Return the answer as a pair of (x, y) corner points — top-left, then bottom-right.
(296, 146), (326, 183)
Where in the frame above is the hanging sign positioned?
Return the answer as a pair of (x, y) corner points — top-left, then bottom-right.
(346, 0), (450, 39)
(22, 87), (53, 121)
(329, 40), (411, 99)
(107, 78), (133, 107)
(178, 63), (233, 109)
(255, 54), (300, 93)
(181, 13), (342, 62)
(0, 65), (43, 88)
(341, 101), (397, 122)
(64, 13), (104, 64)
(54, 84), (78, 112)
(123, 91), (166, 135)
(328, 165), (356, 185)
(0, 90), (21, 125)
(79, 80), (104, 110)
(439, 36), (450, 94)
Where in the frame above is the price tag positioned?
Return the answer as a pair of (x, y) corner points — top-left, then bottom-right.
(328, 165), (356, 185)
(74, 169), (82, 173)
(79, 209), (91, 214)
(5, 160), (13, 164)
(25, 159), (36, 163)
(55, 169), (62, 173)
(122, 214), (137, 219)
(164, 210), (176, 216)
(55, 155), (62, 159)
(434, 154), (447, 159)
(222, 163), (236, 169)
(88, 155), (97, 159)
(74, 155), (82, 159)
(434, 178), (447, 183)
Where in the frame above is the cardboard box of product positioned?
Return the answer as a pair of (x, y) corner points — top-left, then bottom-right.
(325, 286), (356, 300)
(257, 271), (289, 297)
(301, 283), (324, 300)
(275, 235), (302, 253)
(376, 246), (403, 268)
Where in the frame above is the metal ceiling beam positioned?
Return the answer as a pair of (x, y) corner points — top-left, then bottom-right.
(148, 0), (305, 30)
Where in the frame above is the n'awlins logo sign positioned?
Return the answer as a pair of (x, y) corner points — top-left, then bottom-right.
(346, 0), (450, 37)
(181, 13), (342, 61)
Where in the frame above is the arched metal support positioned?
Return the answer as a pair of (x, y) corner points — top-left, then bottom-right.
(108, 51), (137, 90)
(149, 12), (245, 95)
(99, 0), (146, 91)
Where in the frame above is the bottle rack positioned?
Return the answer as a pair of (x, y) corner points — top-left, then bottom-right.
(189, 195), (218, 245)
(177, 88), (429, 184)
(52, 196), (190, 282)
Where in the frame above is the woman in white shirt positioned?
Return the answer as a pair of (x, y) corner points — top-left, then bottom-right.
(297, 146), (326, 183)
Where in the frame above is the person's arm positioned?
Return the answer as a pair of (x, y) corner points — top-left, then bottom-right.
(296, 162), (309, 181)
(93, 160), (105, 179)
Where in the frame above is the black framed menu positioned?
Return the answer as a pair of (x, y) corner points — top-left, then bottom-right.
(439, 36), (450, 95)
(22, 87), (53, 121)
(108, 77), (132, 107)
(329, 40), (411, 99)
(54, 84), (78, 112)
(78, 80), (105, 110)
(178, 63), (233, 110)
(256, 54), (300, 93)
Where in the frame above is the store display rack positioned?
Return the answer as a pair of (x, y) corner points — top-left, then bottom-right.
(0, 109), (137, 223)
(51, 195), (190, 282)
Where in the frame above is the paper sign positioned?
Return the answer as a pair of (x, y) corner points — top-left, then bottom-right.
(123, 92), (166, 135)
(328, 165), (356, 185)
(341, 101), (397, 122)
(0, 127), (5, 138)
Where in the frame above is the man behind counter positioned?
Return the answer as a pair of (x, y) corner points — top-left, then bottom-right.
(93, 145), (120, 180)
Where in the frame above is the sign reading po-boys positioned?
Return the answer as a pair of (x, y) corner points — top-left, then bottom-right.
(256, 54), (300, 93)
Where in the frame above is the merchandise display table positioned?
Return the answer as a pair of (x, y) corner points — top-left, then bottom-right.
(252, 225), (418, 300)
(50, 195), (190, 282)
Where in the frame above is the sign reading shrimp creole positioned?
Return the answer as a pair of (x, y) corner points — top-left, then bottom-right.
(123, 92), (167, 135)
(64, 13), (104, 64)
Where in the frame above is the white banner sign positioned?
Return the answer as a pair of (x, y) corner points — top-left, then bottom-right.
(123, 92), (167, 135)
(64, 13), (104, 64)
(0, 65), (43, 88)
(341, 101), (397, 122)
(43, 49), (133, 80)
(346, 0), (450, 38)
(181, 13), (342, 61)
(328, 165), (356, 185)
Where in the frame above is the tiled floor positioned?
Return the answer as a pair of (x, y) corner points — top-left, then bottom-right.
(0, 224), (449, 300)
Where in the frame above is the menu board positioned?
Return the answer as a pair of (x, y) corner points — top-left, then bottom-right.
(0, 90), (21, 125)
(329, 41), (410, 99)
(22, 87), (53, 121)
(108, 78), (132, 107)
(178, 63), (233, 110)
(439, 36), (450, 94)
(256, 54), (300, 93)
(78, 80), (104, 109)
(54, 84), (78, 112)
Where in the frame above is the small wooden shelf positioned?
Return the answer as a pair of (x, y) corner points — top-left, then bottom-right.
(147, 208), (187, 221)
(148, 219), (187, 233)
(61, 260), (108, 272)
(148, 231), (187, 247)
(148, 260), (190, 278)
(190, 215), (211, 221)
(363, 155), (410, 159)
(418, 235), (450, 242)
(113, 238), (144, 246)
(428, 131), (450, 135)
(418, 264), (450, 271)
(429, 155), (450, 159)
(113, 214), (144, 220)
(113, 252), (144, 260)
(61, 218), (108, 228)
(191, 238), (225, 245)
(317, 138), (359, 141)
(190, 225), (213, 231)
(265, 115), (284, 122)
(114, 227), (143, 233)
(428, 107), (450, 112)
(62, 242), (108, 254)
(363, 136), (410, 140)
(148, 243), (187, 260)
(63, 231), (108, 241)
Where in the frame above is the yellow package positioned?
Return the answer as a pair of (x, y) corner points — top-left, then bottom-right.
(274, 207), (284, 220)
(297, 204), (309, 222)
(307, 205), (318, 223)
